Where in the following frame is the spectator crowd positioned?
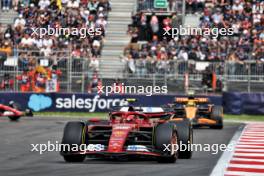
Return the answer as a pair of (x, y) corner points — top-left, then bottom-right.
(124, 0), (264, 76)
(0, 0), (111, 92)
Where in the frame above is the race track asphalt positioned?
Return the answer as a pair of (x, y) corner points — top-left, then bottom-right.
(0, 117), (243, 176)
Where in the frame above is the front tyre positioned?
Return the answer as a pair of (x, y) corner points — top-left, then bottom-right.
(210, 106), (223, 129)
(154, 123), (178, 163)
(61, 121), (86, 162)
(171, 119), (193, 159)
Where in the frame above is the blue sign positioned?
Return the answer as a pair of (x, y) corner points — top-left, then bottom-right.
(0, 93), (223, 113)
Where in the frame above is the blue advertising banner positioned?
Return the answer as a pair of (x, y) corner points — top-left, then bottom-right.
(0, 93), (222, 113)
(223, 92), (264, 115)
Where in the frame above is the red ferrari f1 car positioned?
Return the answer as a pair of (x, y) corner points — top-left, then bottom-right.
(0, 101), (33, 121)
(60, 101), (193, 163)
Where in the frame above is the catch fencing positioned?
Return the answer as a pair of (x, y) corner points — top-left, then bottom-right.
(0, 48), (264, 93)
(123, 59), (264, 93)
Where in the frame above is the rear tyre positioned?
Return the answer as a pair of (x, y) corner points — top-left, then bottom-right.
(154, 123), (178, 163)
(61, 121), (86, 162)
(8, 102), (21, 121)
(171, 119), (193, 159)
(210, 106), (223, 129)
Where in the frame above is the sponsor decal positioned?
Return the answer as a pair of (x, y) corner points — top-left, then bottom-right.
(87, 144), (105, 152)
(3, 111), (14, 116)
(113, 131), (126, 137)
(119, 107), (164, 113)
(127, 145), (149, 152)
(55, 95), (128, 112)
(113, 125), (131, 130)
(28, 94), (52, 111)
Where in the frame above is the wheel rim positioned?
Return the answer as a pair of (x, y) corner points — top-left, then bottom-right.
(190, 129), (193, 145)
(171, 133), (178, 157)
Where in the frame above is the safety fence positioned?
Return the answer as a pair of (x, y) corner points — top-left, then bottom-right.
(1, 92), (264, 115)
(0, 48), (264, 93)
(0, 49), (91, 93)
(123, 59), (264, 93)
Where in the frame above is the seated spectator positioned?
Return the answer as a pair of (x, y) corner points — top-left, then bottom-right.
(89, 57), (99, 72)
(87, 72), (102, 93)
(88, 0), (99, 14)
(38, 0), (51, 10)
(125, 0), (263, 77)
(0, 74), (14, 91)
(16, 70), (31, 92)
(14, 14), (26, 31)
(92, 40), (101, 57)
(67, 0), (79, 9)
(0, 41), (12, 57)
(20, 34), (35, 48)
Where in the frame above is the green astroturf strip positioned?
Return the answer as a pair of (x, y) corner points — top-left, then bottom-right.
(34, 112), (264, 122)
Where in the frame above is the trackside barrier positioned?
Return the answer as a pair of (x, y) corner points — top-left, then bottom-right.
(1, 92), (263, 114)
(0, 93), (221, 113)
(223, 92), (264, 115)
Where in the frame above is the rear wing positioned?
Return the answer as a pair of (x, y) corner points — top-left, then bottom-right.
(175, 97), (209, 104)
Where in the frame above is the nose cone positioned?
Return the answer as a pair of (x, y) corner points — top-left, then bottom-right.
(185, 107), (197, 119)
(108, 124), (133, 152)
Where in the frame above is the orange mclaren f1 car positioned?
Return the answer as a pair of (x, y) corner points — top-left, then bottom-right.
(168, 97), (223, 129)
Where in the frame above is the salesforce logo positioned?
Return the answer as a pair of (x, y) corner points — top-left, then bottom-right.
(55, 95), (128, 112)
(28, 94), (52, 111)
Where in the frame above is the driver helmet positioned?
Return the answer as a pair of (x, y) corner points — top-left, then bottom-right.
(125, 115), (135, 123)
(187, 100), (196, 106)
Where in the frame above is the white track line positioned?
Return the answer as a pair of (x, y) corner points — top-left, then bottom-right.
(238, 142), (264, 145)
(228, 164), (264, 169)
(225, 171), (264, 176)
(240, 136), (264, 139)
(230, 158), (264, 162)
(233, 153), (264, 157)
(236, 145), (264, 148)
(235, 149), (264, 152)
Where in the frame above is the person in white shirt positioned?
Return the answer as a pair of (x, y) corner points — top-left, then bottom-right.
(178, 48), (188, 61)
(20, 34), (35, 47)
(212, 10), (223, 24)
(67, 0), (79, 8)
(89, 57), (99, 72)
(34, 37), (44, 49)
(43, 36), (53, 48)
(96, 14), (107, 29)
(80, 8), (90, 22)
(38, 0), (50, 10)
(232, 0), (243, 13)
(14, 14), (26, 29)
(40, 46), (52, 56)
(61, 0), (68, 5)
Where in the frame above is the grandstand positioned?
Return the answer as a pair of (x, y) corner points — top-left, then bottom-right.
(0, 0), (263, 93)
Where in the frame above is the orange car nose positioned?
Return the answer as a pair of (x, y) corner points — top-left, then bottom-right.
(185, 107), (197, 119)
